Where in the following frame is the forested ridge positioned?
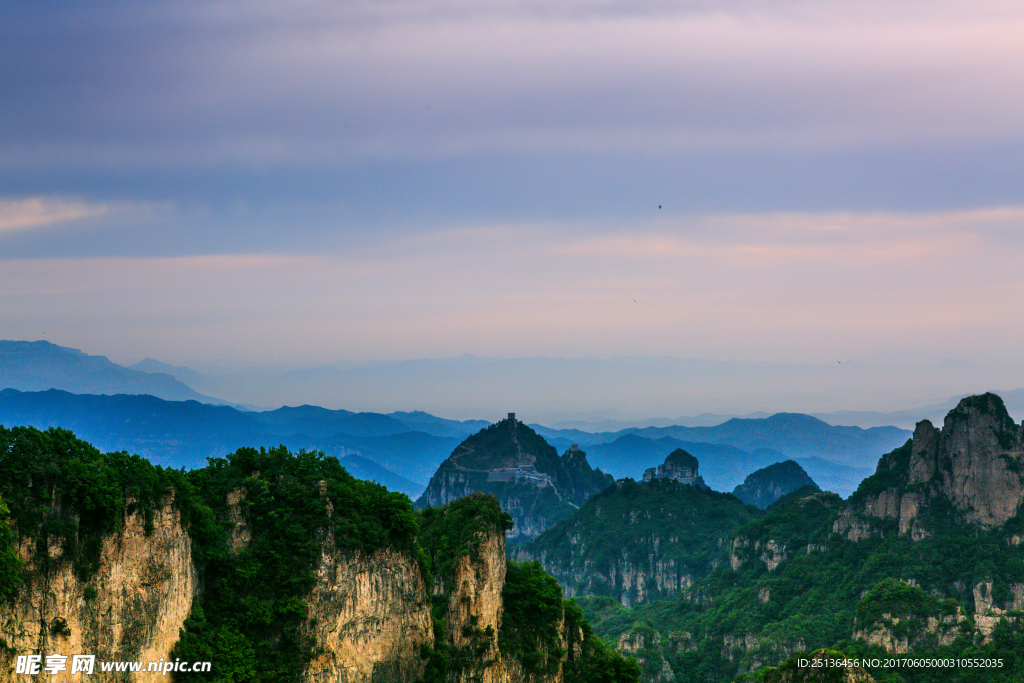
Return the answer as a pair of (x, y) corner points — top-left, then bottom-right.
(576, 395), (1024, 682)
(0, 424), (638, 683)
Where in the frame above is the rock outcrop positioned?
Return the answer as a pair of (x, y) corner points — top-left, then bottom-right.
(642, 449), (704, 487)
(435, 528), (507, 683)
(835, 394), (1024, 540)
(617, 631), (674, 682)
(0, 495), (197, 682)
(852, 610), (966, 653)
(416, 416), (613, 540)
(302, 543), (432, 683)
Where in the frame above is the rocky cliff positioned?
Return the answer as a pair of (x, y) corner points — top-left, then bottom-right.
(1, 429), (637, 683)
(0, 495), (197, 682)
(834, 393), (1024, 541)
(416, 416), (613, 541)
(434, 525), (507, 683)
(301, 543), (433, 683)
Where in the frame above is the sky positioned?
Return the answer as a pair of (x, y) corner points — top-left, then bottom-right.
(2, 0), (1024, 414)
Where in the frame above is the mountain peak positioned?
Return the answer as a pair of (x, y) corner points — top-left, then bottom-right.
(839, 392), (1024, 539)
(0, 339), (226, 405)
(642, 448), (704, 487)
(416, 418), (612, 539)
(732, 460), (820, 509)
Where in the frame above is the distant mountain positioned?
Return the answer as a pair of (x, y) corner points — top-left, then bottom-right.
(1, 340), (229, 405)
(732, 460), (820, 509)
(792, 457), (873, 499)
(386, 410), (490, 438)
(129, 357), (207, 386)
(317, 431), (460, 486)
(580, 433), (779, 491)
(0, 388), (268, 468)
(811, 388), (1024, 429)
(539, 411), (772, 432)
(337, 454), (423, 499)
(534, 413), (910, 472)
(0, 388), (479, 497)
(415, 415), (614, 540)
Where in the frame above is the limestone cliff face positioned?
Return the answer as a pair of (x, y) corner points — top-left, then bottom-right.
(617, 632), (674, 682)
(835, 394), (1024, 540)
(431, 518), (582, 683)
(852, 610), (967, 653)
(516, 531), (700, 608)
(435, 530), (506, 683)
(729, 537), (788, 572)
(301, 540), (432, 683)
(0, 495), (197, 682)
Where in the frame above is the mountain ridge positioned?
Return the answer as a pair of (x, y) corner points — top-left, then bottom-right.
(0, 340), (230, 405)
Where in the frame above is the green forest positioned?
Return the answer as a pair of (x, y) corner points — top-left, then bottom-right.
(576, 465), (1024, 682)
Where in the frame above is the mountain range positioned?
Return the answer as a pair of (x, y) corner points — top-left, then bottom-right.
(4, 339), (1009, 500)
(0, 340), (228, 405)
(570, 393), (1024, 682)
(0, 388), (485, 498)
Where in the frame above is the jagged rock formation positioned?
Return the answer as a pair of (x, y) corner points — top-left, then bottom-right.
(834, 393), (1024, 541)
(0, 495), (197, 682)
(513, 477), (758, 607)
(642, 448), (705, 487)
(417, 492), (635, 683)
(575, 396), (1024, 683)
(732, 460), (819, 509)
(416, 416), (613, 540)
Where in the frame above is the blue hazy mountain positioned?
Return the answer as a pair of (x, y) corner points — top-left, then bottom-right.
(0, 388), (476, 498)
(579, 434), (779, 491)
(533, 413), (909, 470)
(732, 460), (820, 509)
(1, 340), (229, 405)
(530, 415), (906, 497)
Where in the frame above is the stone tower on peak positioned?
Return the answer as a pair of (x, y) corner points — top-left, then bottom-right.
(643, 448), (705, 487)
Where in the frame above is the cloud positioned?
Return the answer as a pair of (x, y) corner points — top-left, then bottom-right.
(4, 0), (1024, 173)
(0, 197), (117, 232)
(3, 205), (1023, 369)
